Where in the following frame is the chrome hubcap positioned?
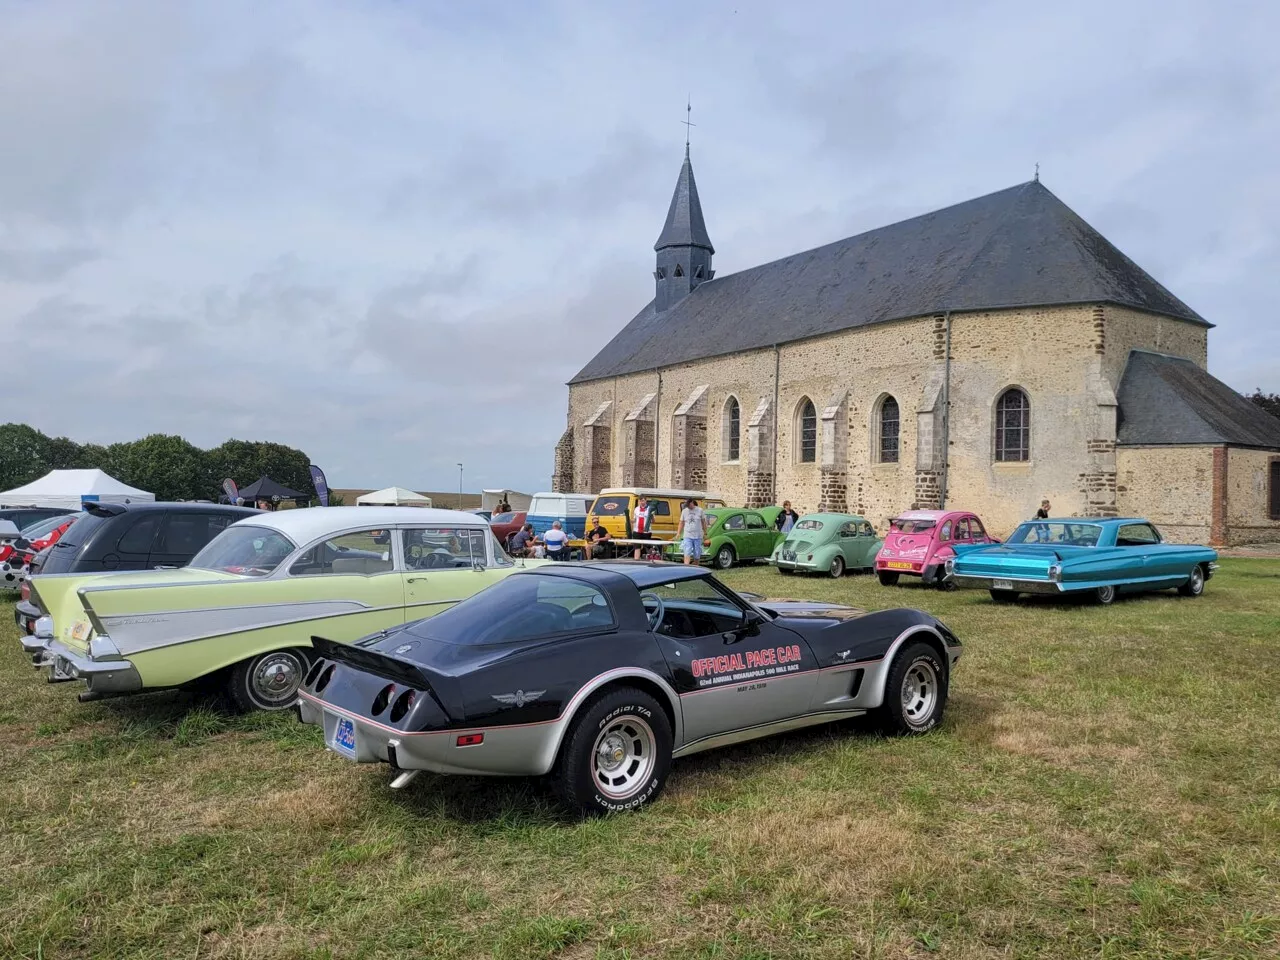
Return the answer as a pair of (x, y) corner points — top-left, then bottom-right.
(253, 653), (301, 705)
(591, 715), (655, 800)
(901, 660), (938, 726)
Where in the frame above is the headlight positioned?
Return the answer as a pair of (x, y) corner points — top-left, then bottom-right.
(88, 634), (123, 661)
(34, 616), (53, 640)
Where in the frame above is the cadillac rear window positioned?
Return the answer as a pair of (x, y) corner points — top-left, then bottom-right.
(1008, 522), (1102, 547)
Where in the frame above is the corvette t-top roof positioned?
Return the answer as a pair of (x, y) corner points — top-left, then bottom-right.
(232, 505), (490, 543)
(522, 560), (714, 591)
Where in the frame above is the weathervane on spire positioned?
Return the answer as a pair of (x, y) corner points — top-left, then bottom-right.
(682, 97), (695, 154)
(1034, 162), (1040, 182)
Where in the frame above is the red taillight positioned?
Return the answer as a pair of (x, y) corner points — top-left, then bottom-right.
(456, 733), (484, 747)
(20, 580), (30, 601)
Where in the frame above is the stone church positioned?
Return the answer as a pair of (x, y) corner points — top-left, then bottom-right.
(552, 147), (1280, 545)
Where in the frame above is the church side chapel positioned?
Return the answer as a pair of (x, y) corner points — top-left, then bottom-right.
(553, 145), (1280, 545)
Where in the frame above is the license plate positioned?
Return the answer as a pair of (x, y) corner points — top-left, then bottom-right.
(886, 561), (914, 570)
(71, 620), (90, 641)
(783, 552), (795, 561)
(992, 579), (1013, 590)
(331, 716), (357, 758)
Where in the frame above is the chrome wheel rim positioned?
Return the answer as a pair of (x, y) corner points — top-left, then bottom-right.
(901, 659), (938, 727)
(251, 652), (303, 707)
(830, 557), (843, 577)
(592, 715), (656, 800)
(718, 547), (733, 568)
(1189, 568), (1203, 593)
(1098, 585), (1115, 604)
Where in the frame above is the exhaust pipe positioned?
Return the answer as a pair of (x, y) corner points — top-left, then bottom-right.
(77, 690), (130, 703)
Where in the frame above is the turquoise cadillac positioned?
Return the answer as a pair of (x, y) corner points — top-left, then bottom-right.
(946, 517), (1218, 604)
(30, 507), (540, 710)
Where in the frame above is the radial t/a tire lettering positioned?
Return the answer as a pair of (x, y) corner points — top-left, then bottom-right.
(552, 687), (672, 815)
(875, 640), (948, 735)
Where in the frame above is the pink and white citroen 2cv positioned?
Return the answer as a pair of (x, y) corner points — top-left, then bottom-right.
(874, 509), (998, 588)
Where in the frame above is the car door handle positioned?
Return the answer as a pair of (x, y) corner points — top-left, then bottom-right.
(406, 576), (427, 583)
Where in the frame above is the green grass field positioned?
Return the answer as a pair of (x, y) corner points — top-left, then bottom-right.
(3, 562), (1279, 959)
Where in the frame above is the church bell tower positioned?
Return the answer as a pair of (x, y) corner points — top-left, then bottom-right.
(654, 143), (714, 313)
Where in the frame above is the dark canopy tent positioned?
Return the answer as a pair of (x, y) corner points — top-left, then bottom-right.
(236, 475), (308, 507)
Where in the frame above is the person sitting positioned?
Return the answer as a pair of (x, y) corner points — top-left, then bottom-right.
(509, 524), (535, 557)
(586, 515), (612, 559)
(541, 521), (569, 561)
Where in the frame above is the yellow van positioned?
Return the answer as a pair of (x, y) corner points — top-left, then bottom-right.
(587, 488), (728, 541)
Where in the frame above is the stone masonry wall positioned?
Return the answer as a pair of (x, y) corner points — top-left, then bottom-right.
(563, 303), (1222, 540)
(1225, 448), (1280, 545)
(551, 428), (574, 493)
(1115, 446), (1214, 544)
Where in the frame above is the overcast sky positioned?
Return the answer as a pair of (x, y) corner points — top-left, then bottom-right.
(2, 0), (1276, 493)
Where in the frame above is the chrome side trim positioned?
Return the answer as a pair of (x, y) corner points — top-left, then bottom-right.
(673, 708), (867, 758)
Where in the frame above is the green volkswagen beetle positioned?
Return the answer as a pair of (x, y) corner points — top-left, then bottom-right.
(770, 513), (882, 578)
(663, 506), (783, 569)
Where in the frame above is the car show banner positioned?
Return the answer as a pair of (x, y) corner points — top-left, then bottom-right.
(222, 478), (238, 505)
(309, 464), (330, 507)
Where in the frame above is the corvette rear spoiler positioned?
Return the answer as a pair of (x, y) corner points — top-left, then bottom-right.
(310, 635), (435, 690)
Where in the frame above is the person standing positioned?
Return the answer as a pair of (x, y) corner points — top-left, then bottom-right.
(775, 501), (800, 534)
(1035, 499), (1051, 519)
(678, 498), (706, 565)
(631, 496), (654, 559)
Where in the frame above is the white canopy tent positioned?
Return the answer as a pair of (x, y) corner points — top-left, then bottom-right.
(356, 486), (433, 507)
(0, 469), (155, 509)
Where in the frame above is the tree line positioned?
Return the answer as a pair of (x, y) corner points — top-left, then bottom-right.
(1246, 390), (1280, 420)
(0, 424), (313, 504)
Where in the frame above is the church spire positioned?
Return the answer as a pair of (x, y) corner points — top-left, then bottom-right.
(653, 127), (714, 313)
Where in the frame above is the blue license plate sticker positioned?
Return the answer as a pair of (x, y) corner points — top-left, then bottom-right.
(332, 716), (357, 758)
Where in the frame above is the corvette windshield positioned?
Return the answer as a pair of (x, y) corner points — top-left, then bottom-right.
(189, 525), (296, 576)
(1007, 522), (1103, 547)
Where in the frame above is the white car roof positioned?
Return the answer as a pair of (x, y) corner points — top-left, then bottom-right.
(232, 505), (490, 543)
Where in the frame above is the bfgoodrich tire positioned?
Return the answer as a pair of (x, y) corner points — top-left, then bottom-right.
(228, 648), (311, 712)
(714, 544), (736, 570)
(876, 640), (948, 735)
(877, 570), (900, 587)
(1178, 564), (1205, 597)
(552, 687), (672, 815)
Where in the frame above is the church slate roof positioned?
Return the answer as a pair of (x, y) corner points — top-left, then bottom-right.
(654, 146), (714, 253)
(571, 180), (1208, 384)
(1117, 350), (1280, 449)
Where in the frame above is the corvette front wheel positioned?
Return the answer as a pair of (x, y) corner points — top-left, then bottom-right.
(552, 687), (672, 815)
(876, 641), (947, 735)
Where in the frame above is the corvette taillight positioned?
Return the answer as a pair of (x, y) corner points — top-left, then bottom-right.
(389, 689), (416, 723)
(372, 683), (395, 716)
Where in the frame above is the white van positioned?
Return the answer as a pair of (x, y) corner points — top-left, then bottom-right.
(526, 492), (593, 539)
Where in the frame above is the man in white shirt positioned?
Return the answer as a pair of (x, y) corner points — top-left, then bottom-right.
(540, 521), (569, 561)
(678, 499), (706, 565)
(631, 496), (654, 559)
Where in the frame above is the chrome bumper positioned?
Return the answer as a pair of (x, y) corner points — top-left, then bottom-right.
(44, 640), (143, 694)
(950, 575), (1063, 595)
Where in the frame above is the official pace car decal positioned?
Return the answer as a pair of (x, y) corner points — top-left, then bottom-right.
(690, 644), (807, 689)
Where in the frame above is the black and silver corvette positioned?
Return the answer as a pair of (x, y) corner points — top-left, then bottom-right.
(297, 561), (962, 814)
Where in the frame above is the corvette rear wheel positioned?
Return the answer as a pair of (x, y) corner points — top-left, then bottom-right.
(1178, 565), (1205, 597)
(552, 687), (672, 815)
(877, 571), (899, 587)
(876, 640), (947, 735)
(828, 556), (845, 578)
(229, 649), (311, 712)
(715, 544), (736, 570)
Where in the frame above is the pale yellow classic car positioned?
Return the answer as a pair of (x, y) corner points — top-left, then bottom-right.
(30, 506), (539, 710)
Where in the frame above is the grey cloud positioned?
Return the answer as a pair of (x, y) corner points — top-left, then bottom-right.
(0, 245), (99, 283)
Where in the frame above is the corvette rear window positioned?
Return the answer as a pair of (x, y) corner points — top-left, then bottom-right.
(414, 575), (614, 645)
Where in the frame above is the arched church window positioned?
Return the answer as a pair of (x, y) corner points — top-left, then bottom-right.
(995, 388), (1031, 461)
(877, 395), (900, 463)
(722, 396), (741, 462)
(674, 263), (684, 278)
(796, 398), (817, 464)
